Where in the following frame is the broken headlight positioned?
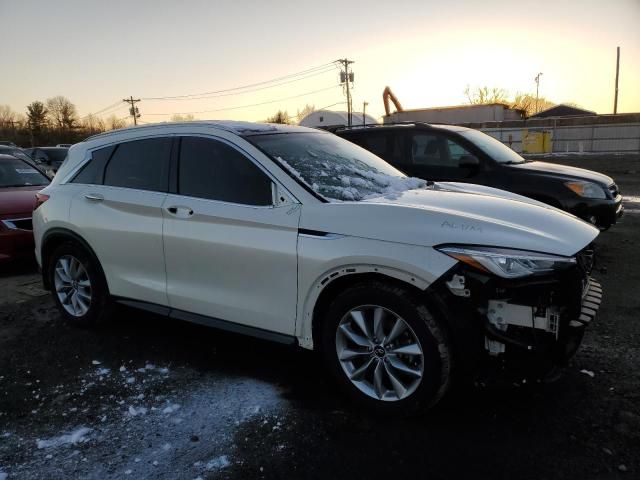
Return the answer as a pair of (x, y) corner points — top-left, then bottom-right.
(437, 246), (576, 279)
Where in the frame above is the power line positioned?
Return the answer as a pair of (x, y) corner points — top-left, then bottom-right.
(79, 100), (125, 120)
(141, 61), (338, 100)
(144, 66), (337, 102)
(143, 85), (340, 117)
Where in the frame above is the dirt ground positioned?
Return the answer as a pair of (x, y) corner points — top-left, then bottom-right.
(1, 155), (639, 479)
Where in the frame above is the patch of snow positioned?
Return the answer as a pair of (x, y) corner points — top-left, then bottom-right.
(36, 427), (91, 449)
(126, 377), (136, 384)
(580, 369), (595, 378)
(96, 368), (111, 376)
(0, 469), (7, 480)
(161, 403), (181, 414)
(91, 360), (101, 365)
(206, 455), (230, 471)
(128, 406), (147, 416)
(276, 155), (425, 202)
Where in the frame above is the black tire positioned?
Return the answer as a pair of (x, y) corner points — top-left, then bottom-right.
(320, 281), (452, 416)
(48, 241), (112, 327)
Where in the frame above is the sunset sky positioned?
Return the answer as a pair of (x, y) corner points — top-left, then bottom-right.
(1, 0), (638, 124)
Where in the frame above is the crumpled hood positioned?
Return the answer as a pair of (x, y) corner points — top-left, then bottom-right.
(509, 161), (614, 185)
(301, 186), (599, 257)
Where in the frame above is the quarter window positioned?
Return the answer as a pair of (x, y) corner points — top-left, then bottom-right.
(103, 138), (171, 192)
(178, 137), (272, 206)
(72, 145), (115, 185)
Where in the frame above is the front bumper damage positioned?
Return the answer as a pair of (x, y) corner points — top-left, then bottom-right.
(431, 247), (601, 378)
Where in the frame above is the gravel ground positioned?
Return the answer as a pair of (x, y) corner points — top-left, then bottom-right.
(0, 155), (639, 479)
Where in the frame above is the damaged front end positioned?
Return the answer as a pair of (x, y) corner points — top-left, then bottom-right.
(432, 244), (601, 379)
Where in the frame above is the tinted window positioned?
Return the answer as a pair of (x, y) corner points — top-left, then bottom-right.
(0, 157), (49, 187)
(347, 132), (404, 165)
(41, 148), (68, 165)
(72, 145), (116, 185)
(411, 133), (449, 166)
(446, 139), (474, 164)
(104, 138), (171, 192)
(179, 137), (272, 205)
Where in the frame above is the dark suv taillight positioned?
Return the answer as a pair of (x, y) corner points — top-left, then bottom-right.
(34, 193), (50, 211)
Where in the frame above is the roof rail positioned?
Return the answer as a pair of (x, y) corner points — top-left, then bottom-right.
(333, 121), (433, 132)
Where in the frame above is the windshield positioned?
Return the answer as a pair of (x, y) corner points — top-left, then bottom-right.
(42, 148), (69, 164)
(0, 158), (50, 187)
(249, 132), (426, 201)
(460, 130), (526, 164)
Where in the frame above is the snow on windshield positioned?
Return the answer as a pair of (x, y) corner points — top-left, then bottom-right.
(249, 132), (426, 201)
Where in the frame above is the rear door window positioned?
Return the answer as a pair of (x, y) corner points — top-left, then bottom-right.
(411, 133), (456, 167)
(103, 138), (171, 192)
(178, 136), (272, 205)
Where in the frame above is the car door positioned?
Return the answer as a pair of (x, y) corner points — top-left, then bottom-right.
(68, 137), (172, 306)
(162, 135), (300, 335)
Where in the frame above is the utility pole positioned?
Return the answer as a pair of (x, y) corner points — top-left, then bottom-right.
(338, 59), (354, 126)
(614, 46), (620, 114)
(534, 72), (543, 114)
(362, 101), (368, 126)
(123, 96), (141, 125)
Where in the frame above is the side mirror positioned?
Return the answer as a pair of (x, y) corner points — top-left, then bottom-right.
(459, 155), (480, 169)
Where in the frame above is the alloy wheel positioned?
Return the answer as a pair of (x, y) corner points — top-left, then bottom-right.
(335, 305), (424, 401)
(53, 255), (92, 317)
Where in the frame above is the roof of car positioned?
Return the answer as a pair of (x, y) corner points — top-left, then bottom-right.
(85, 121), (321, 143)
(335, 122), (473, 133)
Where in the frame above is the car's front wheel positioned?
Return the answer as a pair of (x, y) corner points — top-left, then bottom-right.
(48, 241), (111, 326)
(320, 281), (452, 416)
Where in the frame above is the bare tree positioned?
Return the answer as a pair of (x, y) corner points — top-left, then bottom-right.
(266, 110), (290, 124)
(0, 105), (17, 127)
(46, 96), (78, 129)
(511, 93), (555, 117)
(170, 114), (196, 122)
(295, 104), (315, 124)
(464, 86), (509, 105)
(82, 114), (106, 134)
(105, 114), (127, 130)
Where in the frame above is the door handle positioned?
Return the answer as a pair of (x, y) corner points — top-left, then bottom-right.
(84, 193), (104, 202)
(166, 206), (194, 218)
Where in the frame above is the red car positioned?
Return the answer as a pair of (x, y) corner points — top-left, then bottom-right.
(0, 154), (50, 264)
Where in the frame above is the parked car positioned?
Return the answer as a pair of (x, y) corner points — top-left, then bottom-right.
(33, 122), (601, 415)
(0, 154), (50, 263)
(25, 147), (69, 178)
(335, 123), (623, 229)
(0, 145), (36, 164)
(0, 141), (18, 147)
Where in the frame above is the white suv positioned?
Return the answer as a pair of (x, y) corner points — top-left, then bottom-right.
(33, 121), (602, 415)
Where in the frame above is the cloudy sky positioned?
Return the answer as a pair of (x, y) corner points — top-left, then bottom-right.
(1, 0), (638, 123)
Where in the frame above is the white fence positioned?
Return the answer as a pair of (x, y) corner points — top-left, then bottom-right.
(481, 122), (640, 154)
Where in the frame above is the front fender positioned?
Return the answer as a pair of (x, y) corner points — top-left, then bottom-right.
(295, 234), (456, 349)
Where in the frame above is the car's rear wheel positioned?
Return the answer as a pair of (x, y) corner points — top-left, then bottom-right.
(48, 242), (111, 326)
(320, 281), (451, 416)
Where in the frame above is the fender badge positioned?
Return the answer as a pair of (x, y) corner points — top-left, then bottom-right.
(441, 220), (483, 233)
